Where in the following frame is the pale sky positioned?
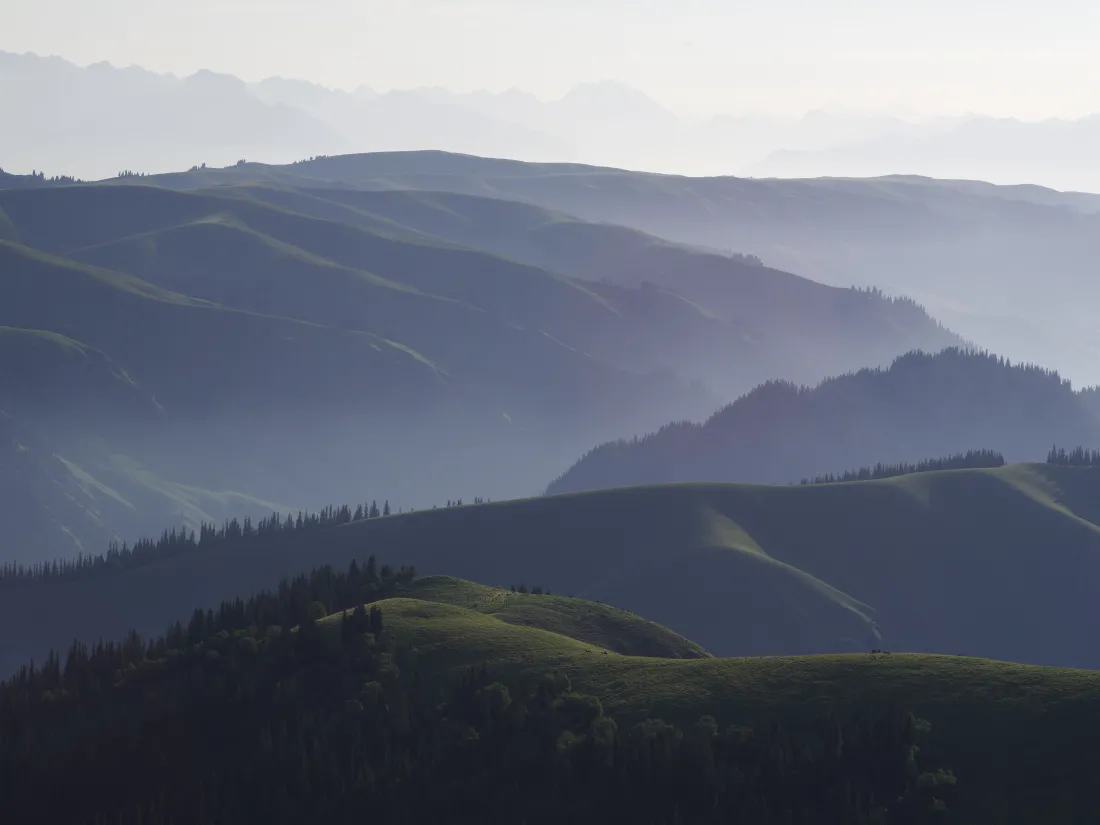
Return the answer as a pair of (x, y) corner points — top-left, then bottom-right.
(5, 0), (1100, 118)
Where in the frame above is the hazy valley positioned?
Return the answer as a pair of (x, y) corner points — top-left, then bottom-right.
(6, 30), (1100, 822)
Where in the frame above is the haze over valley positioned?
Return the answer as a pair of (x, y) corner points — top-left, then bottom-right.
(5, 6), (1100, 821)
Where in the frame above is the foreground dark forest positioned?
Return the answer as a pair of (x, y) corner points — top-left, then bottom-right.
(0, 558), (955, 825)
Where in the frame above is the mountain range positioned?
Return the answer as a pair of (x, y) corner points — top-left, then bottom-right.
(8, 54), (1100, 386)
(7, 50), (1100, 192)
(0, 162), (957, 562)
(183, 151), (1098, 387)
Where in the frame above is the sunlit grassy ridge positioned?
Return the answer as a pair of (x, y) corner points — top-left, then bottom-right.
(399, 576), (709, 658)
(326, 589), (1100, 825)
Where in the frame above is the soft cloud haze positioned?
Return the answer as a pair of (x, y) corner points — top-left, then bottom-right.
(5, 0), (1100, 118)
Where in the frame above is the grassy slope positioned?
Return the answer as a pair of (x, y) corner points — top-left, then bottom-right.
(8, 464), (1100, 678)
(0, 240), (450, 415)
(0, 412), (132, 560)
(369, 598), (1100, 825)
(1, 184), (716, 428)
(0, 328), (294, 560)
(0, 184), (618, 331)
(220, 184), (960, 391)
(0, 178), (960, 417)
(64, 214), (627, 392)
(399, 575), (709, 658)
(31, 178), (957, 397)
(313, 571), (1100, 824)
(0, 325), (145, 402)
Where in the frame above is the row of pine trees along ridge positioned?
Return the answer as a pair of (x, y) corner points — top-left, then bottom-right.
(10, 444), (1100, 586)
(0, 495), (490, 584)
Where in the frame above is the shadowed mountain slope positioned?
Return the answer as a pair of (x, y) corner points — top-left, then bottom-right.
(548, 348), (1100, 495)
(142, 149), (1100, 385)
(6, 462), (1100, 678)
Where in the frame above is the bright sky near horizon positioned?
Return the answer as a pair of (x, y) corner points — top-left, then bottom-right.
(5, 0), (1099, 118)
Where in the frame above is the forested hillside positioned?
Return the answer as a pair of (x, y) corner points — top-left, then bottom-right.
(6, 552), (1100, 823)
(548, 349), (1100, 494)
(0, 557), (961, 825)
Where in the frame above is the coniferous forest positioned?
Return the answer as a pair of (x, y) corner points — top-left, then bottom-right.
(0, 558), (956, 825)
(799, 449), (1005, 485)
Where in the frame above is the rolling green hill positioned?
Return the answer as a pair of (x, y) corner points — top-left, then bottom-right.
(370, 598), (1100, 825)
(7, 461), (1100, 680)
(394, 575), (710, 658)
(0, 240), (450, 417)
(14, 549), (1095, 824)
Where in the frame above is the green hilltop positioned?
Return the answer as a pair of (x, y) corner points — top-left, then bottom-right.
(383, 619), (1099, 824)
(12, 550), (1099, 823)
(319, 571), (1100, 824)
(387, 575), (709, 659)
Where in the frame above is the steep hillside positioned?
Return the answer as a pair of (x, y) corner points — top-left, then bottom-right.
(0, 326), (155, 425)
(7, 461), (1100, 678)
(0, 330), (152, 558)
(0, 412), (130, 560)
(0, 415), (286, 566)
(0, 241), (449, 419)
(549, 348), (1100, 494)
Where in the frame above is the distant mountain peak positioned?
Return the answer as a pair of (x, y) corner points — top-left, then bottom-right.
(557, 80), (675, 123)
(185, 68), (248, 91)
